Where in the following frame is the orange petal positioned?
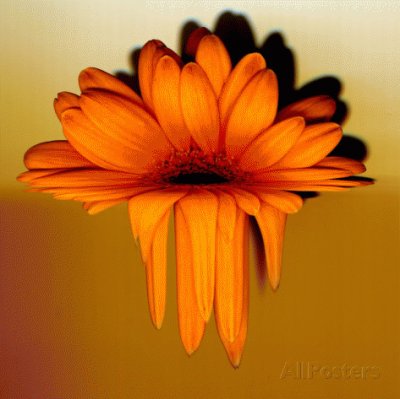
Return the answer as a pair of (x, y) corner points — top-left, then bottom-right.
(214, 190), (237, 240)
(17, 169), (67, 183)
(219, 53), (266, 130)
(250, 179), (367, 191)
(73, 91), (172, 172)
(313, 179), (373, 188)
(272, 178), (372, 190)
(152, 56), (191, 149)
(54, 92), (80, 120)
(73, 186), (153, 201)
(128, 189), (187, 263)
(215, 204), (246, 342)
(257, 167), (354, 181)
(195, 34), (231, 97)
(239, 117), (305, 171)
(255, 204), (287, 290)
(46, 186), (156, 202)
(315, 156), (366, 174)
(24, 141), (94, 169)
(175, 204), (206, 355)
(276, 95), (336, 123)
(138, 40), (165, 109)
(138, 40), (180, 110)
(180, 63), (220, 152)
(62, 108), (136, 171)
(215, 214), (249, 368)
(79, 67), (143, 105)
(177, 189), (218, 321)
(224, 187), (260, 215)
(225, 69), (278, 155)
(25, 169), (137, 187)
(145, 210), (170, 329)
(83, 198), (127, 215)
(21, 172), (153, 204)
(271, 122), (342, 169)
(245, 187), (303, 213)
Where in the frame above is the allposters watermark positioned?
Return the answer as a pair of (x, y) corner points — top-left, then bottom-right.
(280, 361), (381, 380)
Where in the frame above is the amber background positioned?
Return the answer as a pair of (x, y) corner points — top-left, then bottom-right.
(1, 1), (399, 398)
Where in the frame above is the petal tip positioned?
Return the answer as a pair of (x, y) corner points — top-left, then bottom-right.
(183, 343), (199, 357)
(199, 304), (213, 323)
(151, 318), (164, 330)
(270, 280), (280, 291)
(228, 353), (243, 369)
(78, 67), (97, 84)
(16, 173), (26, 183)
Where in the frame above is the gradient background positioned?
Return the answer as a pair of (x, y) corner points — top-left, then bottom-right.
(1, 1), (399, 398)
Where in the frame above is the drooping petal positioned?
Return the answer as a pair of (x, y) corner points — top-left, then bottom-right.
(180, 63), (220, 152)
(271, 122), (342, 169)
(79, 67), (143, 105)
(215, 214), (249, 368)
(152, 55), (191, 149)
(215, 203), (246, 342)
(54, 92), (80, 120)
(214, 190), (237, 240)
(138, 40), (180, 110)
(219, 53), (267, 130)
(177, 189), (218, 321)
(195, 34), (231, 97)
(225, 69), (278, 155)
(24, 141), (95, 169)
(145, 210), (170, 329)
(255, 204), (287, 290)
(276, 95), (336, 123)
(239, 117), (305, 171)
(175, 204), (206, 354)
(128, 188), (187, 263)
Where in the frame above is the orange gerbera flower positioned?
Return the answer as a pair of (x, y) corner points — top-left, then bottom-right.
(18, 30), (371, 367)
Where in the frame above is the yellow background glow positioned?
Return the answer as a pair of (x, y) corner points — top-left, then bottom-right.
(1, 1), (399, 398)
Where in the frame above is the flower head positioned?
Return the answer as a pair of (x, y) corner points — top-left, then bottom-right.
(18, 29), (371, 367)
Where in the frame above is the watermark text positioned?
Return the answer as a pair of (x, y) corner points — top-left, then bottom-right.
(280, 361), (381, 380)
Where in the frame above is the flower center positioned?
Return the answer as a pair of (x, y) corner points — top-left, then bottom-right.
(150, 148), (247, 185)
(169, 172), (229, 185)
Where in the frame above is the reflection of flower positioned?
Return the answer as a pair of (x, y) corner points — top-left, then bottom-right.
(18, 30), (371, 367)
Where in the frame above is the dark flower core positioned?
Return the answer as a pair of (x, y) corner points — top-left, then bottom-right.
(150, 148), (248, 185)
(169, 172), (230, 185)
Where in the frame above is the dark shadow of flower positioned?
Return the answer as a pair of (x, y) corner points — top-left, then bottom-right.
(116, 49), (141, 96)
